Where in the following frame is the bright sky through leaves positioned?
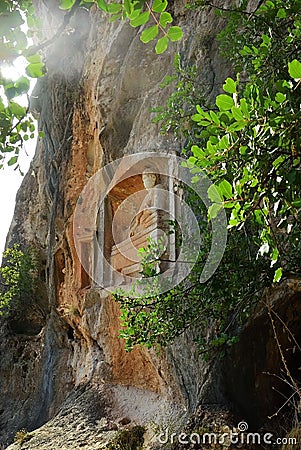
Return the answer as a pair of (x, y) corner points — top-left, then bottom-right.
(0, 56), (37, 263)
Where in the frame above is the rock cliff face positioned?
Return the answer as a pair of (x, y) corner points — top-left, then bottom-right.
(1, 1), (300, 449)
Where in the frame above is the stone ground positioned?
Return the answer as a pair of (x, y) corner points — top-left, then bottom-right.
(6, 383), (185, 450)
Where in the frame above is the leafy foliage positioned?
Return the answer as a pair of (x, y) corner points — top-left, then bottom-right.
(188, 0), (301, 281)
(106, 426), (145, 450)
(14, 429), (33, 445)
(115, 0), (301, 356)
(115, 196), (273, 357)
(0, 244), (38, 317)
(137, 235), (167, 277)
(0, 0), (45, 170)
(61, 0), (182, 52)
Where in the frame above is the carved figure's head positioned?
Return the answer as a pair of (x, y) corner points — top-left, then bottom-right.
(142, 170), (157, 189)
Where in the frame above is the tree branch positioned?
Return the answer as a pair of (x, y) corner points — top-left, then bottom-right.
(27, 0), (81, 56)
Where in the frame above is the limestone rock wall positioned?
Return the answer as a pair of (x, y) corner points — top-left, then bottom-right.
(1, 1), (300, 449)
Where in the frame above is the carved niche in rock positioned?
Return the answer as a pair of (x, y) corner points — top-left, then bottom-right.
(108, 168), (174, 285)
(74, 159), (178, 291)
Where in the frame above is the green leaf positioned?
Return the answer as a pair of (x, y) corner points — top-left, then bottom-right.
(191, 113), (204, 122)
(127, 8), (140, 20)
(3, 146), (15, 153)
(59, 0), (76, 10)
(10, 133), (22, 144)
(152, 0), (168, 13)
(273, 267), (283, 283)
(231, 106), (244, 121)
(276, 8), (286, 18)
(240, 45), (252, 55)
(223, 77), (237, 94)
(196, 119), (211, 126)
(167, 26), (183, 42)
(191, 145), (205, 159)
(159, 12), (173, 28)
(9, 102), (26, 117)
(288, 59), (301, 80)
(140, 25), (158, 43)
(216, 94), (234, 111)
(240, 98), (250, 119)
(14, 30), (28, 49)
(8, 11), (24, 28)
(4, 85), (16, 100)
(261, 34), (271, 45)
(196, 104), (205, 115)
(209, 110), (220, 125)
(254, 210), (264, 225)
(206, 141), (216, 154)
(270, 247), (279, 267)
(130, 11), (150, 27)
(273, 155), (285, 168)
(275, 92), (286, 103)
(97, 0), (108, 12)
(26, 62), (46, 78)
(26, 53), (42, 64)
(7, 156), (18, 166)
(223, 201), (235, 209)
(14, 76), (30, 95)
(208, 185), (222, 203)
(107, 3), (122, 13)
(228, 121), (245, 132)
(208, 203), (223, 220)
(292, 199), (301, 208)
(218, 135), (230, 150)
(123, 0), (132, 15)
(155, 36), (169, 54)
(219, 180), (233, 199)
(0, 2), (10, 13)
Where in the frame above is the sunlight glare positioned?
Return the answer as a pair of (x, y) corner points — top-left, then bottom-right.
(0, 53), (37, 263)
(0, 56), (27, 82)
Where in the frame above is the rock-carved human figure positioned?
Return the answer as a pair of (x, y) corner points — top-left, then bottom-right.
(110, 170), (168, 281)
(130, 171), (164, 237)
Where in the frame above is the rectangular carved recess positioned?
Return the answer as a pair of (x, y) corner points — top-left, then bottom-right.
(95, 167), (176, 288)
(80, 240), (92, 289)
(108, 173), (172, 280)
(109, 174), (145, 278)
